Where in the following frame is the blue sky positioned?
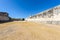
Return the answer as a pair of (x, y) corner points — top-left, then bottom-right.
(0, 0), (60, 18)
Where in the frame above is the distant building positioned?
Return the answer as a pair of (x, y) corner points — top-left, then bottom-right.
(26, 5), (60, 24)
(0, 12), (10, 22)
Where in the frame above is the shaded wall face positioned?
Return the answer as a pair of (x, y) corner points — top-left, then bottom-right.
(0, 12), (9, 21)
(0, 16), (9, 21)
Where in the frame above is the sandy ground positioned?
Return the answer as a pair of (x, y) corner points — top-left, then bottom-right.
(0, 21), (60, 40)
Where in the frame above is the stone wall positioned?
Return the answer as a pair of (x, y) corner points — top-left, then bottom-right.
(0, 12), (10, 22)
(26, 5), (60, 25)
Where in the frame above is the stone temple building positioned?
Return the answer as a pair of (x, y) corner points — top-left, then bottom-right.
(26, 5), (60, 24)
(0, 12), (10, 22)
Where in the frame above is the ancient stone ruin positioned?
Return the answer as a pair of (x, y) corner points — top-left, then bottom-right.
(26, 5), (60, 25)
(0, 12), (11, 22)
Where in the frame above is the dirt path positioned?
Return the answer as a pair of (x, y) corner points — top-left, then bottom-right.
(0, 21), (60, 40)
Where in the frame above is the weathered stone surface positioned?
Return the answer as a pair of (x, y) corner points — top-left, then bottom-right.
(0, 12), (10, 22)
(26, 5), (60, 25)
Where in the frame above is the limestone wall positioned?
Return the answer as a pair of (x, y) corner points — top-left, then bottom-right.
(26, 5), (60, 25)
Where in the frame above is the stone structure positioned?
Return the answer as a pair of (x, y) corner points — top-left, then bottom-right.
(0, 12), (10, 22)
(26, 5), (60, 24)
